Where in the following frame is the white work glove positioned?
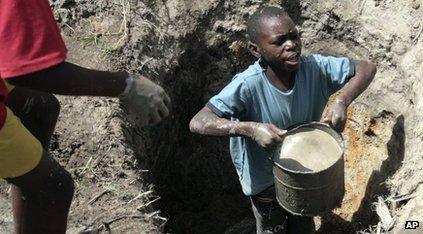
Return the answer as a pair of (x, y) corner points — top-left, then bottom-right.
(119, 75), (171, 126)
(249, 123), (287, 150)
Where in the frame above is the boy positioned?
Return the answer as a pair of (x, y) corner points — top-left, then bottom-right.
(0, 0), (171, 233)
(189, 6), (376, 234)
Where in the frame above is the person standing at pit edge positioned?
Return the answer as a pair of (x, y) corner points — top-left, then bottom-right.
(0, 0), (171, 233)
(190, 6), (376, 234)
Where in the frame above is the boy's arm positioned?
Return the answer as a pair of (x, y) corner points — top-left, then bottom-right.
(189, 106), (286, 149)
(323, 60), (377, 131)
(7, 62), (171, 126)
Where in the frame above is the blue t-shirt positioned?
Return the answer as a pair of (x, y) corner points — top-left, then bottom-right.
(207, 54), (355, 196)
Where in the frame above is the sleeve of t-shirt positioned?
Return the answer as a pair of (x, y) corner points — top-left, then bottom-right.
(207, 76), (251, 119)
(0, 0), (67, 78)
(312, 54), (355, 97)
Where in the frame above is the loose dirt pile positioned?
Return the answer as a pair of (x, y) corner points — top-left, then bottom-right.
(1, 0), (422, 233)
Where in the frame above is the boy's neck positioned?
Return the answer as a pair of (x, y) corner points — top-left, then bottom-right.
(266, 67), (294, 92)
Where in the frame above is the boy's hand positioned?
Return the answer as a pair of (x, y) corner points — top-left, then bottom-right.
(322, 99), (347, 132)
(119, 75), (171, 126)
(249, 123), (287, 150)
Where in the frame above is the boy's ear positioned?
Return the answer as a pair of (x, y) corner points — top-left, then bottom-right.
(248, 41), (261, 59)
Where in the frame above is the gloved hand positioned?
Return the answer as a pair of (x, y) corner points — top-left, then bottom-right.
(249, 123), (287, 150)
(119, 75), (171, 126)
(322, 99), (347, 132)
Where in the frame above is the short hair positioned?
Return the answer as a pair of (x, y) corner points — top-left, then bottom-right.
(247, 6), (288, 43)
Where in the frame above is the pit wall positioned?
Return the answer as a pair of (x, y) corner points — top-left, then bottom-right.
(52, 0), (422, 232)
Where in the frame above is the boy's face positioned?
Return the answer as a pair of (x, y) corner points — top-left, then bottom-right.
(249, 15), (302, 72)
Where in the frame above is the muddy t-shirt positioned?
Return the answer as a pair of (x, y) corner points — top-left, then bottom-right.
(0, 0), (67, 129)
(207, 54), (355, 196)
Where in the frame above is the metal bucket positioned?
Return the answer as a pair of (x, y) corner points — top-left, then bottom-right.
(272, 122), (345, 217)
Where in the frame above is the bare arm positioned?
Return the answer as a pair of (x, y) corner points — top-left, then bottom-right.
(323, 59), (376, 131)
(7, 61), (171, 126)
(337, 60), (377, 106)
(189, 106), (251, 136)
(190, 106), (286, 149)
(6, 62), (127, 97)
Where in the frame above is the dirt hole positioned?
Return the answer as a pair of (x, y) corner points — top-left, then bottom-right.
(121, 2), (408, 232)
(124, 34), (405, 234)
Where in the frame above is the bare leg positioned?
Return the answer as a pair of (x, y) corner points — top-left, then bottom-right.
(6, 151), (74, 234)
(6, 88), (73, 234)
(6, 87), (60, 147)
